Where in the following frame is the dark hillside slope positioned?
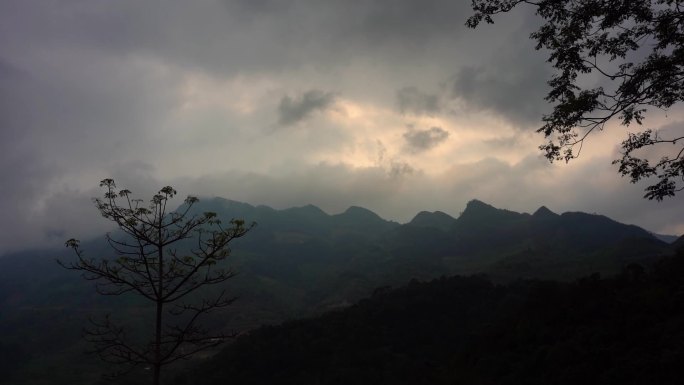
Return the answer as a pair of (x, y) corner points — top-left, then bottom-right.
(451, 200), (659, 256)
(408, 210), (456, 231)
(0, 198), (675, 384)
(672, 234), (684, 251)
(434, 200), (670, 279)
(550, 211), (654, 251)
(451, 200), (530, 247)
(187, 253), (684, 385)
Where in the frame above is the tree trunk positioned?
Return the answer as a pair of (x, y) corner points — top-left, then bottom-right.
(154, 222), (164, 385)
(153, 298), (163, 385)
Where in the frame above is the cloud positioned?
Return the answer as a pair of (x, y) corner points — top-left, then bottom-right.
(388, 161), (415, 179)
(1, 0), (682, 255)
(278, 90), (336, 126)
(0, 0), (471, 80)
(483, 135), (523, 149)
(403, 126), (450, 152)
(396, 86), (441, 115)
(450, 15), (553, 129)
(452, 62), (550, 128)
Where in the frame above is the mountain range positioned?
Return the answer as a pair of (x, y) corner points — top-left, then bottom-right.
(186, 198), (674, 284)
(0, 198), (678, 384)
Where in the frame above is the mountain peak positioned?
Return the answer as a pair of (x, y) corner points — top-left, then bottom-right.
(190, 197), (257, 215)
(409, 211), (456, 230)
(463, 199), (498, 213)
(673, 234), (684, 250)
(210, 197), (255, 209)
(465, 199), (494, 209)
(333, 206), (398, 230)
(341, 206), (380, 219)
(461, 199), (499, 217)
(455, 199), (528, 230)
(282, 204), (329, 220)
(532, 205), (558, 218)
(285, 204), (326, 214)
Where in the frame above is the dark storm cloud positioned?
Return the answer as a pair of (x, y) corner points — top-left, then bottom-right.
(403, 126), (450, 152)
(278, 90), (336, 126)
(0, 25), (182, 254)
(451, 11), (553, 129)
(396, 87), (441, 115)
(0, 59), (28, 145)
(388, 161), (415, 179)
(225, 0), (471, 45)
(452, 61), (551, 128)
(0, 0), (472, 79)
(0, 58), (22, 81)
(335, 1), (469, 48)
(0, 48), (180, 181)
(224, 0), (288, 14)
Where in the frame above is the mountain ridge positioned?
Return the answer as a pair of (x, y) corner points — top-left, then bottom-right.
(0, 197), (678, 384)
(193, 197), (671, 237)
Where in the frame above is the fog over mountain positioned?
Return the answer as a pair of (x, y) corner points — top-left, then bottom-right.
(1, 0), (683, 254)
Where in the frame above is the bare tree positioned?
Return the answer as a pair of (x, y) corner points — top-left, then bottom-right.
(60, 179), (253, 385)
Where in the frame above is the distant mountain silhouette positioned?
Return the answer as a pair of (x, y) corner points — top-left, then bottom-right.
(673, 234), (684, 250)
(532, 205), (558, 219)
(333, 206), (399, 233)
(0, 197), (677, 384)
(408, 211), (456, 231)
(455, 199), (528, 227)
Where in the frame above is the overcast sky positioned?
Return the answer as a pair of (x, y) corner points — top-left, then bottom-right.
(1, 0), (683, 254)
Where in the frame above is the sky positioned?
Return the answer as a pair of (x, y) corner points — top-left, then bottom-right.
(1, 0), (683, 254)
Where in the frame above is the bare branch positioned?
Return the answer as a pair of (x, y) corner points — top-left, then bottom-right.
(60, 180), (254, 384)
(468, 0), (684, 199)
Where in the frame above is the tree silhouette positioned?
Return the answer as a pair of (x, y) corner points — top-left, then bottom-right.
(467, 0), (684, 200)
(60, 179), (253, 385)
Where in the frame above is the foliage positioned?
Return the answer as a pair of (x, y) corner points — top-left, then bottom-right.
(59, 179), (253, 385)
(467, 0), (684, 200)
(185, 253), (684, 385)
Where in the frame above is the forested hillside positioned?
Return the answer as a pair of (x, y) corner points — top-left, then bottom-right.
(0, 198), (676, 384)
(185, 252), (684, 385)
